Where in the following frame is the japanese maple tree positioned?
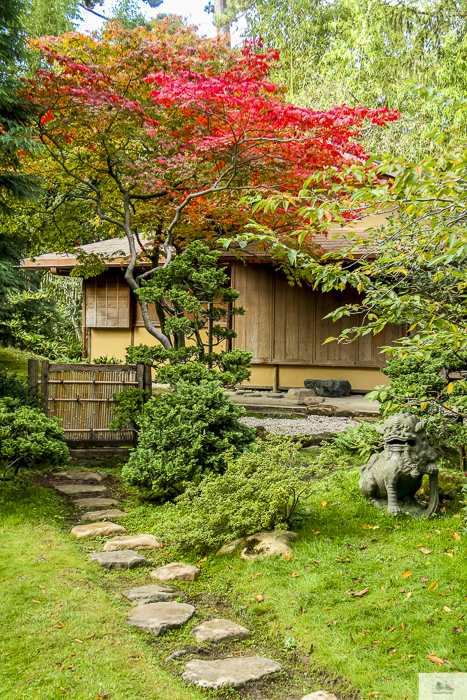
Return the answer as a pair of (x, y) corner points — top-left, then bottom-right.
(25, 18), (397, 350)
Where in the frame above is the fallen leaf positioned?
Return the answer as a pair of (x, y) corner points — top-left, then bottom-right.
(284, 555), (291, 561)
(368, 692), (379, 696)
(399, 589), (405, 593)
(381, 586), (385, 590)
(58, 621), (65, 628)
(321, 501), (327, 507)
(38, 585), (45, 589)
(401, 622), (405, 630)
(426, 654), (444, 665)
(444, 606), (453, 613)
(323, 606), (332, 610)
(387, 648), (397, 654)
(420, 548), (431, 555)
(387, 627), (395, 633)
(313, 559), (322, 563)
(290, 571), (300, 578)
(26, 676), (35, 681)
(402, 571), (412, 578)
(74, 639), (83, 643)
(31, 600), (41, 604)
(454, 514), (461, 518)
(214, 609), (218, 613)
(407, 591), (412, 598)
(452, 532), (461, 541)
(85, 633), (96, 638)
(199, 557), (207, 562)
(255, 595), (263, 602)
(445, 552), (454, 557)
(421, 577), (429, 582)
(408, 654), (414, 658)
(196, 564), (201, 569)
(354, 588), (369, 597)
(314, 530), (320, 534)
(428, 581), (439, 591)
(59, 689), (67, 694)
(228, 564), (234, 569)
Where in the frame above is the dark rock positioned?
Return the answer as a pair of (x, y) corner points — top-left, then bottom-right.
(304, 379), (351, 397)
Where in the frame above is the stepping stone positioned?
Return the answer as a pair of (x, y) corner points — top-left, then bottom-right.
(55, 484), (106, 495)
(90, 550), (148, 570)
(190, 619), (250, 643)
(103, 534), (161, 552)
(123, 584), (179, 605)
(80, 509), (128, 522)
(182, 657), (282, 689)
(71, 521), (126, 538)
(301, 693), (338, 700)
(150, 562), (200, 582)
(126, 602), (195, 636)
(74, 497), (120, 510)
(57, 469), (107, 483)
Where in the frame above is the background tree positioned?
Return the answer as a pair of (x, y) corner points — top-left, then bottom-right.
(24, 19), (396, 354)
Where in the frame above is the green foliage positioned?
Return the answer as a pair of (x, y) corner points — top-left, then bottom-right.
(126, 344), (252, 388)
(0, 370), (35, 407)
(157, 434), (313, 554)
(333, 421), (383, 461)
(93, 355), (120, 365)
(108, 387), (147, 431)
(122, 380), (255, 495)
(0, 398), (68, 480)
(128, 241), (252, 387)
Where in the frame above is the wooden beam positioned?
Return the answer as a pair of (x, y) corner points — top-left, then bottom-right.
(28, 358), (39, 404)
(40, 359), (49, 415)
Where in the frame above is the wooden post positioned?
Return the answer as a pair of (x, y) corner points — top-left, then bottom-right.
(207, 302), (213, 368)
(134, 363), (145, 446)
(226, 301), (233, 353)
(143, 364), (152, 402)
(40, 359), (50, 415)
(272, 364), (279, 393)
(28, 359), (39, 404)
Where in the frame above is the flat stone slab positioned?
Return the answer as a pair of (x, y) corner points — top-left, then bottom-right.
(57, 469), (107, 482)
(74, 498), (120, 510)
(190, 619), (250, 643)
(151, 562), (200, 582)
(81, 509), (128, 522)
(55, 484), (106, 495)
(71, 521), (126, 538)
(104, 534), (161, 551)
(90, 550), (148, 570)
(126, 602), (195, 636)
(182, 657), (282, 689)
(301, 693), (338, 700)
(123, 584), (180, 605)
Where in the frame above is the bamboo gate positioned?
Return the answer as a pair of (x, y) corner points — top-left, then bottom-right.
(28, 360), (152, 455)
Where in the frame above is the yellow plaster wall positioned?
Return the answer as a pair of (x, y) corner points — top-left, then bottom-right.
(246, 364), (389, 392)
(89, 329), (132, 362)
(89, 330), (388, 391)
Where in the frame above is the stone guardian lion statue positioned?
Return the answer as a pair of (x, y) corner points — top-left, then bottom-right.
(359, 413), (439, 517)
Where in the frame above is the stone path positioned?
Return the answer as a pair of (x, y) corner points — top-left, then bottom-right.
(51, 459), (286, 694)
(182, 657), (282, 689)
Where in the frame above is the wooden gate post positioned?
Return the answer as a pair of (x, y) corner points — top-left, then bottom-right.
(28, 359), (39, 404)
(143, 364), (152, 402)
(40, 359), (49, 415)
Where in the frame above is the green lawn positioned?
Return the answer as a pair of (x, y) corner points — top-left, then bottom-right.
(0, 483), (204, 700)
(1, 427), (465, 699)
(0, 345), (38, 378)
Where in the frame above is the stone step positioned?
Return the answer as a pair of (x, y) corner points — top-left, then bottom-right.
(182, 657), (282, 689)
(126, 602), (195, 636)
(71, 521), (126, 538)
(90, 550), (149, 571)
(150, 562), (200, 582)
(80, 509), (127, 522)
(55, 484), (106, 495)
(57, 469), (107, 483)
(190, 619), (250, 643)
(123, 584), (180, 605)
(74, 497), (120, 510)
(103, 534), (161, 552)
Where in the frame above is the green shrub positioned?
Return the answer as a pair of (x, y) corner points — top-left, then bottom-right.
(122, 380), (255, 495)
(0, 398), (69, 480)
(108, 387), (147, 431)
(0, 370), (35, 406)
(93, 355), (120, 365)
(159, 434), (314, 554)
(333, 421), (383, 461)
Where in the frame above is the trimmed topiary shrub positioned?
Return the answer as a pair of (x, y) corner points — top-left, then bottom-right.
(0, 370), (35, 406)
(0, 398), (69, 481)
(122, 380), (255, 496)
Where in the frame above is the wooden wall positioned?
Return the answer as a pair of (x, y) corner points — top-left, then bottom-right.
(85, 275), (130, 328)
(232, 262), (402, 368)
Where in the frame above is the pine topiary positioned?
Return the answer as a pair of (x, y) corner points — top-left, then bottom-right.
(122, 380), (255, 495)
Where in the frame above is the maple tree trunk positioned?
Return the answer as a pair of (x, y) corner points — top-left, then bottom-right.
(214, 0), (230, 39)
